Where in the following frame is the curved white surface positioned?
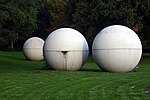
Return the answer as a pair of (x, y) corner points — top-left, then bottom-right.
(92, 25), (142, 72)
(43, 28), (89, 70)
(23, 37), (44, 61)
(44, 28), (89, 51)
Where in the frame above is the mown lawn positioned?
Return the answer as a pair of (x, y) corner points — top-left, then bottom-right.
(0, 52), (149, 100)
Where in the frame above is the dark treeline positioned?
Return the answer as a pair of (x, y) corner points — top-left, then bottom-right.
(0, 0), (150, 52)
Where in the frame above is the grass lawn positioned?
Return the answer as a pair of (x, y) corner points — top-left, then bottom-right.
(0, 52), (150, 100)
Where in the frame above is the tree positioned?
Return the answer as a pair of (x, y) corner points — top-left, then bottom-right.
(32, 3), (52, 40)
(65, 0), (148, 51)
(46, 0), (70, 31)
(138, 0), (150, 51)
(0, 0), (42, 50)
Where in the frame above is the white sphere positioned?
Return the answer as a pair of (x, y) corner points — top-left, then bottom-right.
(92, 25), (142, 72)
(23, 37), (44, 61)
(43, 28), (89, 70)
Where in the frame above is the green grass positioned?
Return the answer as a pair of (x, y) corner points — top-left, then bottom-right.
(0, 52), (150, 100)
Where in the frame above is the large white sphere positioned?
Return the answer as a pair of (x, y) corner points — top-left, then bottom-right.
(23, 37), (44, 61)
(43, 28), (89, 70)
(92, 25), (142, 72)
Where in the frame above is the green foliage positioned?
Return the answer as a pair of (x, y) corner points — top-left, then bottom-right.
(47, 0), (68, 18)
(0, 0), (42, 46)
(0, 0), (150, 50)
(46, 0), (69, 30)
(139, 0), (150, 50)
(33, 3), (52, 40)
(0, 52), (150, 99)
(66, 0), (150, 49)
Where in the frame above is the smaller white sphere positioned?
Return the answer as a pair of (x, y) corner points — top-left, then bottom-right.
(92, 25), (142, 72)
(43, 28), (89, 70)
(23, 37), (44, 61)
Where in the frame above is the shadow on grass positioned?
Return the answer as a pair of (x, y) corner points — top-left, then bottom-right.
(80, 68), (103, 72)
(0, 53), (25, 61)
(38, 62), (102, 72)
(80, 68), (140, 73)
(38, 65), (103, 72)
(37, 63), (139, 73)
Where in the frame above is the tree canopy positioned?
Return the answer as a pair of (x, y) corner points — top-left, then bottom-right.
(0, 0), (150, 51)
(0, 0), (42, 49)
(66, 0), (149, 48)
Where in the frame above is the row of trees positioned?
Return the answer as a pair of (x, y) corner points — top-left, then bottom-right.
(0, 0), (150, 51)
(0, 0), (44, 50)
(66, 0), (150, 50)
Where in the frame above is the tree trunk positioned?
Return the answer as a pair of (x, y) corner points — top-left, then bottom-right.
(11, 41), (14, 50)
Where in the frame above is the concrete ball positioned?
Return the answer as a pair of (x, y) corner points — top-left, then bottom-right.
(43, 28), (89, 70)
(23, 37), (44, 61)
(92, 25), (142, 72)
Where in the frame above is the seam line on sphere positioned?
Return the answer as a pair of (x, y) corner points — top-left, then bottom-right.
(23, 48), (43, 49)
(44, 50), (89, 52)
(92, 48), (142, 50)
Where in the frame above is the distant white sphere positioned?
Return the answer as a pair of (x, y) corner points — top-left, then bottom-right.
(92, 25), (142, 72)
(23, 37), (44, 61)
(43, 28), (89, 70)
